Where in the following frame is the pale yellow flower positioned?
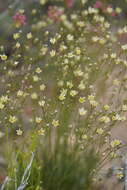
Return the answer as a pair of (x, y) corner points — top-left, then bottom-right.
(9, 116), (17, 123)
(33, 75), (39, 82)
(96, 128), (104, 135)
(38, 128), (45, 135)
(52, 119), (59, 127)
(0, 103), (4, 109)
(79, 108), (87, 116)
(17, 90), (24, 97)
(70, 90), (78, 97)
(35, 117), (42, 124)
(31, 93), (38, 99)
(111, 139), (121, 148)
(104, 105), (110, 111)
(0, 55), (7, 61)
(16, 129), (23, 136)
(13, 33), (20, 40)
(79, 97), (86, 103)
(99, 116), (110, 123)
(27, 32), (32, 39)
(50, 50), (56, 57)
(40, 84), (46, 91)
(38, 100), (45, 107)
(36, 67), (42, 74)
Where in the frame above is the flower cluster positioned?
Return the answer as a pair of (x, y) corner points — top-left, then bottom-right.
(47, 6), (64, 22)
(13, 11), (26, 27)
(93, 1), (122, 17)
(0, 1), (127, 189)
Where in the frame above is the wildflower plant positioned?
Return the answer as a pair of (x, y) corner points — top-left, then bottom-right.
(0, 0), (127, 189)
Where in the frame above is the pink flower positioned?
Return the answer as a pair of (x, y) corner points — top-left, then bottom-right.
(65, 0), (74, 8)
(13, 12), (26, 27)
(93, 1), (103, 9)
(111, 11), (116, 17)
(48, 6), (64, 22)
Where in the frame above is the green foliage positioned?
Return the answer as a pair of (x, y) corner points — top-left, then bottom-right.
(41, 143), (98, 190)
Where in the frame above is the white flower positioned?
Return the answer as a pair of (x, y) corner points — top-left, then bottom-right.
(16, 129), (23, 136)
(79, 108), (87, 116)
